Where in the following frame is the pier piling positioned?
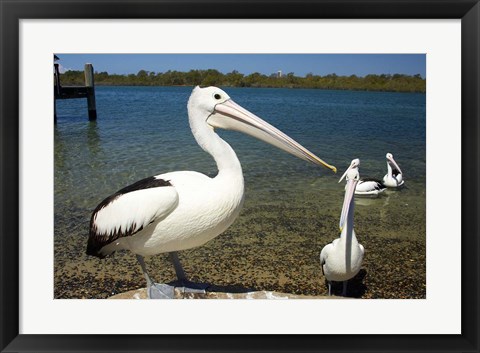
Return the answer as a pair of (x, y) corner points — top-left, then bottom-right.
(54, 60), (97, 122)
(84, 63), (97, 121)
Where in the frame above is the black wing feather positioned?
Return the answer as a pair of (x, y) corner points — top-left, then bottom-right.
(87, 176), (172, 258)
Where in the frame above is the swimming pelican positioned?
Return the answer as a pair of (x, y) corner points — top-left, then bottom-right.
(87, 86), (337, 299)
(320, 159), (365, 296)
(382, 152), (404, 188)
(341, 159), (386, 196)
(355, 178), (386, 196)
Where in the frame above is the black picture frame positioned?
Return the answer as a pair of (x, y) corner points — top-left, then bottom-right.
(1, 1), (478, 352)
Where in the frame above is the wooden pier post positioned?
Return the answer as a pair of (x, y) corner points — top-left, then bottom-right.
(54, 60), (98, 122)
(84, 63), (97, 121)
(54, 63), (60, 124)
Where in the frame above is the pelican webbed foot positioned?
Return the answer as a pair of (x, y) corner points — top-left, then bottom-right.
(169, 251), (209, 294)
(173, 279), (209, 295)
(148, 283), (175, 299)
(136, 254), (176, 299)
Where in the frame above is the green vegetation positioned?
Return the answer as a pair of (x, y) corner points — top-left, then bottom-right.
(59, 69), (425, 93)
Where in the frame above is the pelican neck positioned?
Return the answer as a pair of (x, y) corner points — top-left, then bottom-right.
(387, 162), (393, 178)
(340, 194), (355, 241)
(189, 115), (243, 176)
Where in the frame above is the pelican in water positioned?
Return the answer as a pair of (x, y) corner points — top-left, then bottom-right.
(87, 86), (336, 299)
(354, 178), (386, 196)
(382, 152), (404, 188)
(320, 159), (364, 296)
(341, 159), (385, 196)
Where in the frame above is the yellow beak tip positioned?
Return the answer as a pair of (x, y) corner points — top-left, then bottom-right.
(331, 166), (337, 173)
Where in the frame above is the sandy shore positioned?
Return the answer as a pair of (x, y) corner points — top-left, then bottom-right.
(54, 188), (426, 299)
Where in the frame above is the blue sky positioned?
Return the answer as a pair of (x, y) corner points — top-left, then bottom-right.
(56, 54), (426, 78)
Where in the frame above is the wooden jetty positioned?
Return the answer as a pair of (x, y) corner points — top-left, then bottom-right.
(54, 63), (97, 122)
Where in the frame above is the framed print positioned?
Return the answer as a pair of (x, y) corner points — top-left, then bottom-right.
(1, 0), (479, 352)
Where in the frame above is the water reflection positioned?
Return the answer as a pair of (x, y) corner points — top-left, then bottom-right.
(86, 121), (100, 157)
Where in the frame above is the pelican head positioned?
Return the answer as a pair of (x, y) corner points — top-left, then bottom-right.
(338, 158), (360, 183)
(338, 159), (360, 230)
(187, 86), (336, 172)
(386, 153), (402, 174)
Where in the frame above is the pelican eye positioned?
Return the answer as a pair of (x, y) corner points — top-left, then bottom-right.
(214, 93), (222, 100)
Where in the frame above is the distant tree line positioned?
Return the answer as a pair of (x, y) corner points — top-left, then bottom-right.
(59, 69), (426, 93)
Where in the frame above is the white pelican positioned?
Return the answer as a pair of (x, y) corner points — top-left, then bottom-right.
(341, 159), (386, 196)
(355, 178), (386, 196)
(87, 86), (337, 299)
(320, 159), (365, 296)
(382, 152), (404, 188)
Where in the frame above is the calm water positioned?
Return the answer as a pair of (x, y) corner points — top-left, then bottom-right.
(54, 86), (426, 298)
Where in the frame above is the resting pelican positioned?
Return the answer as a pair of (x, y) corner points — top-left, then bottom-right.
(355, 178), (386, 196)
(382, 152), (404, 188)
(87, 86), (336, 299)
(320, 159), (365, 296)
(341, 159), (386, 196)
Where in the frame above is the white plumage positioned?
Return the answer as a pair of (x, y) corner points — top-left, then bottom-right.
(93, 182), (179, 246)
(320, 159), (365, 296)
(341, 153), (404, 196)
(341, 159), (386, 196)
(383, 152), (404, 188)
(353, 179), (386, 196)
(87, 86), (336, 298)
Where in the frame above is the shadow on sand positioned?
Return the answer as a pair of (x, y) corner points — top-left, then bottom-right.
(325, 269), (367, 298)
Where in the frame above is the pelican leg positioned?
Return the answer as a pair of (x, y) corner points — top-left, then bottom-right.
(169, 252), (208, 294)
(169, 251), (187, 281)
(327, 281), (332, 296)
(342, 281), (348, 297)
(136, 254), (174, 299)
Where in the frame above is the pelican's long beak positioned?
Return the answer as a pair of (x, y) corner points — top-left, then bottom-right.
(388, 156), (403, 175)
(339, 176), (358, 230)
(207, 99), (336, 172)
(338, 168), (350, 184)
(338, 159), (358, 183)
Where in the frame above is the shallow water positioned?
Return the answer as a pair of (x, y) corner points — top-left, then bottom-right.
(54, 86), (426, 299)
